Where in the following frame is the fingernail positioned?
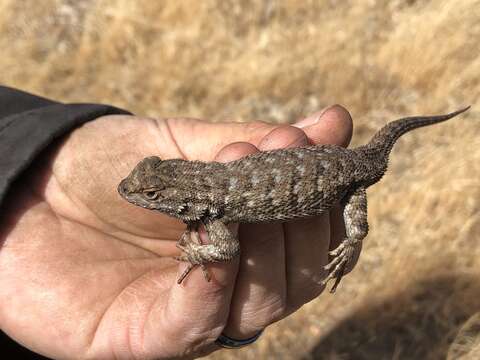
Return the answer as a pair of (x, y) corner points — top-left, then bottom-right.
(294, 105), (334, 128)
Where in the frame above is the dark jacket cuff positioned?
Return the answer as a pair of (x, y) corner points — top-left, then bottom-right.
(0, 86), (131, 205)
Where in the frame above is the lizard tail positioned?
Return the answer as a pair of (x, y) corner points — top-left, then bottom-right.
(366, 106), (470, 158)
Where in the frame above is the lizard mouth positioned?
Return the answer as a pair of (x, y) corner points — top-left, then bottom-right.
(123, 193), (159, 210)
(117, 179), (129, 197)
(117, 179), (158, 210)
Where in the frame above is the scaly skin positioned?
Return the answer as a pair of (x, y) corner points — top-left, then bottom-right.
(118, 107), (469, 292)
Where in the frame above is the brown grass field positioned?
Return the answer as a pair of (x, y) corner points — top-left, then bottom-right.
(1, 0), (479, 359)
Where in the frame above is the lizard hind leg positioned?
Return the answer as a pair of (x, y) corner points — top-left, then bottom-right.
(322, 187), (368, 293)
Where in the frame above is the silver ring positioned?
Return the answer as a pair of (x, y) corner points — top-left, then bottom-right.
(215, 330), (264, 349)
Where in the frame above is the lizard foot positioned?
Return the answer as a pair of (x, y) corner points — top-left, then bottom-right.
(322, 239), (356, 293)
(174, 254), (211, 284)
(174, 219), (239, 284)
(175, 226), (211, 283)
(176, 227), (202, 250)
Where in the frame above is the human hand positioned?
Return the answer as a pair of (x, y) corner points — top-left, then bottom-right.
(0, 105), (353, 359)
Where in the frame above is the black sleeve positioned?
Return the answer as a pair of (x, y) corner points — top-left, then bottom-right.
(0, 86), (131, 359)
(0, 86), (131, 205)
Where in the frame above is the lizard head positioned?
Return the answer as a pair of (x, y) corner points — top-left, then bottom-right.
(118, 156), (164, 206)
(119, 156), (222, 221)
(118, 156), (183, 216)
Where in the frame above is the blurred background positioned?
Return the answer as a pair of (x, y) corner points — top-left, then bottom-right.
(1, 0), (479, 359)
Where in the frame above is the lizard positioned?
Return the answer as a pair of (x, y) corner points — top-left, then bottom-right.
(117, 106), (470, 292)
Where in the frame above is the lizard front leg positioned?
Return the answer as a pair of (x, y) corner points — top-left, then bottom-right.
(175, 219), (240, 284)
(322, 187), (368, 292)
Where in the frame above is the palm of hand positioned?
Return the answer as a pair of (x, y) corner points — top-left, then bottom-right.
(0, 109), (353, 359)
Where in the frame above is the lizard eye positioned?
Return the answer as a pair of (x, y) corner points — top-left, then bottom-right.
(144, 191), (159, 200)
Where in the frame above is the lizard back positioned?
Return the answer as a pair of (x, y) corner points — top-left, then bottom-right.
(219, 145), (357, 223)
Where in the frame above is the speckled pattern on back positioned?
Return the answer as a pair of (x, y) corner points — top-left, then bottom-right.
(118, 107), (469, 291)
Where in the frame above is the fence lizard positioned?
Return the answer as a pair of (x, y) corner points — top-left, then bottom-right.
(118, 107), (470, 292)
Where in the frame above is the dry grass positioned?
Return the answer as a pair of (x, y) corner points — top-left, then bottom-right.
(1, 0), (479, 358)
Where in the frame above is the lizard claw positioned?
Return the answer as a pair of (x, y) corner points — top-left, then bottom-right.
(177, 263), (196, 284)
(176, 262), (211, 284)
(175, 254), (212, 284)
(322, 239), (356, 292)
